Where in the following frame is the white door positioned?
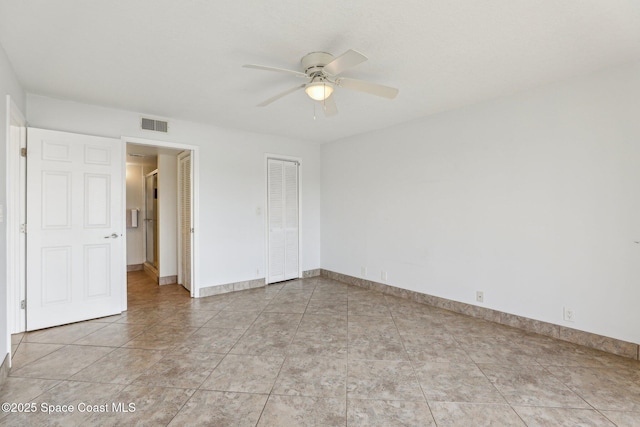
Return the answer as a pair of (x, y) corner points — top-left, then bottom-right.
(26, 128), (124, 330)
(267, 158), (299, 283)
(178, 151), (192, 291)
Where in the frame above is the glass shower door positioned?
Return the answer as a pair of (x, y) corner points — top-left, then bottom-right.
(145, 172), (158, 268)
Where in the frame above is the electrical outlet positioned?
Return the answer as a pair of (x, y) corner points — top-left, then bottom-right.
(381, 271), (387, 281)
(476, 291), (484, 303)
(361, 266), (367, 277)
(563, 307), (575, 322)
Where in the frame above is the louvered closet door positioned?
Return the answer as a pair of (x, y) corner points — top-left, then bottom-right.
(267, 159), (299, 283)
(178, 152), (192, 291)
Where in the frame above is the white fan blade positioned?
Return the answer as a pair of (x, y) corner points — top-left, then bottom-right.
(257, 84), (306, 107)
(243, 64), (307, 78)
(322, 94), (338, 117)
(336, 77), (399, 99)
(323, 49), (368, 76)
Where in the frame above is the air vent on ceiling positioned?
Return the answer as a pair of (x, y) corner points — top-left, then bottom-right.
(141, 117), (168, 133)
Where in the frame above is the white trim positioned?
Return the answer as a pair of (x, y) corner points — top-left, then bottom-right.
(6, 95), (26, 336)
(264, 153), (303, 284)
(119, 141), (128, 312)
(122, 136), (199, 298)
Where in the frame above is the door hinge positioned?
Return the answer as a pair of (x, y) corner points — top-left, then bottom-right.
(20, 223), (27, 233)
(20, 147), (27, 157)
(191, 228), (194, 233)
(20, 300), (25, 309)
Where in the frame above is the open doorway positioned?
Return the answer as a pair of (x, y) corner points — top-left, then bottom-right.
(124, 137), (197, 298)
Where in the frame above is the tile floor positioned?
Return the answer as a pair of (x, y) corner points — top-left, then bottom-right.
(2, 271), (640, 426)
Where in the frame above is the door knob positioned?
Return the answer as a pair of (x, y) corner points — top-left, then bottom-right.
(104, 233), (119, 239)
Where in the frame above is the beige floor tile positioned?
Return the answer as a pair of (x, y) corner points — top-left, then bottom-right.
(10, 333), (24, 345)
(85, 313), (126, 324)
(72, 323), (147, 347)
(348, 315), (396, 329)
(348, 300), (392, 317)
(393, 316), (448, 332)
(262, 301), (309, 313)
(297, 314), (347, 332)
(122, 325), (199, 350)
(133, 350), (224, 389)
(222, 299), (271, 311)
(413, 362), (505, 404)
(600, 410), (640, 426)
(158, 310), (219, 328)
(288, 329), (348, 358)
(251, 312), (304, 332)
(0, 377), (60, 412)
(545, 365), (640, 411)
(9, 345), (114, 380)
(272, 356), (347, 398)
(445, 317), (524, 339)
(305, 300), (348, 316)
(23, 322), (107, 344)
(201, 310), (262, 329)
(347, 359), (424, 401)
(169, 390), (267, 427)
(2, 380), (125, 427)
(479, 364), (591, 408)
(200, 354), (284, 393)
(429, 402), (526, 427)
(70, 347), (166, 384)
(402, 333), (474, 363)
(9, 342), (65, 370)
(257, 395), (346, 427)
(347, 399), (436, 426)
(94, 384), (195, 426)
(513, 406), (616, 426)
(230, 329), (296, 356)
(348, 329), (408, 361)
(177, 327), (246, 353)
(279, 280), (317, 291)
(456, 335), (542, 365)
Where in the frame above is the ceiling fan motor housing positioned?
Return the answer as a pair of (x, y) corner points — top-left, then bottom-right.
(301, 52), (334, 76)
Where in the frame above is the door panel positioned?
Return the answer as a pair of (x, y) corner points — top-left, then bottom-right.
(267, 158), (299, 283)
(178, 152), (192, 291)
(26, 128), (124, 330)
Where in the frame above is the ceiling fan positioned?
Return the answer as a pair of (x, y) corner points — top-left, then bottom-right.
(243, 49), (399, 116)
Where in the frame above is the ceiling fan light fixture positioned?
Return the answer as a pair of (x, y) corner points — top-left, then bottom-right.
(305, 81), (334, 101)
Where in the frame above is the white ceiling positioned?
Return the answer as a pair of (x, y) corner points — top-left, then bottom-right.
(1, 1), (639, 143)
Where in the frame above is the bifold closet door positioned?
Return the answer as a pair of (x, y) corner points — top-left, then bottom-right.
(267, 158), (299, 283)
(178, 151), (192, 291)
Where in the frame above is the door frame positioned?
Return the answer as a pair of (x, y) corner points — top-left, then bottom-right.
(5, 95), (27, 334)
(264, 153), (303, 284)
(123, 136), (199, 298)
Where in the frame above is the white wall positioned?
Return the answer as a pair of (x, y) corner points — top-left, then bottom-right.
(26, 95), (322, 290)
(322, 61), (640, 345)
(158, 153), (177, 279)
(1, 43), (26, 365)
